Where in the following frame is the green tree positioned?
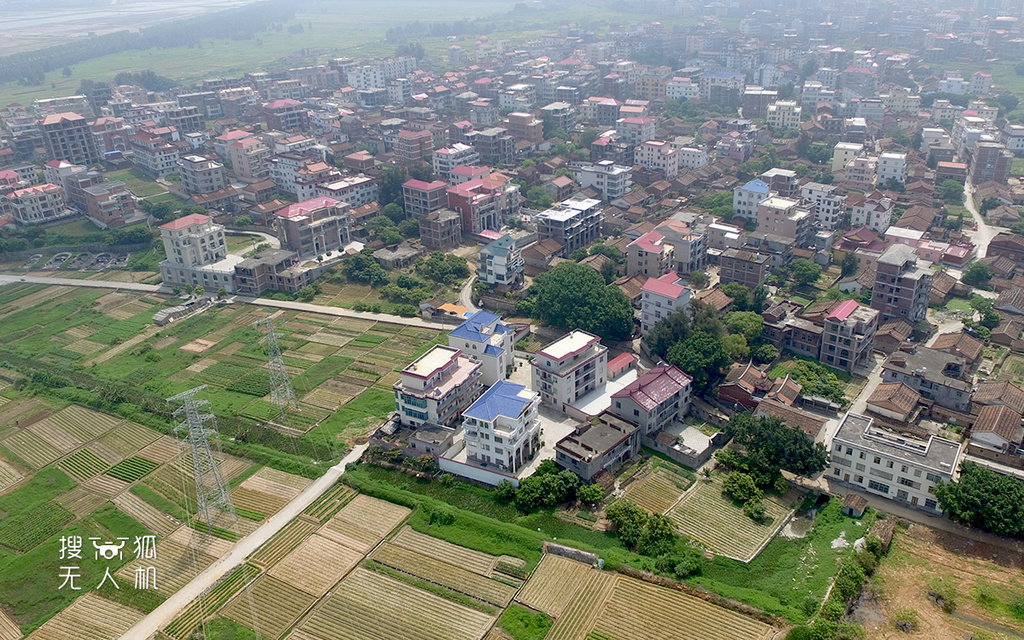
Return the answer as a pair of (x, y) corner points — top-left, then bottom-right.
(526, 187), (553, 209)
(578, 128), (601, 148)
(980, 197), (1001, 213)
(578, 483), (604, 504)
(935, 461), (1024, 538)
(378, 165), (408, 206)
(938, 179), (964, 204)
(724, 311), (765, 342)
(790, 258), (822, 285)
(751, 343), (778, 365)
(194, 285), (205, 298)
(962, 262), (993, 287)
(667, 330), (729, 393)
(723, 471), (762, 504)
(644, 308), (690, 359)
(571, 247), (589, 262)
(341, 248), (389, 286)
(688, 271), (708, 289)
(727, 412), (829, 481)
(531, 262), (634, 342)
(416, 252), (471, 284)
(297, 285), (317, 302)
(398, 218), (420, 238)
(722, 333), (749, 361)
(216, 287), (227, 298)
(382, 202), (406, 224)
(841, 252), (859, 277)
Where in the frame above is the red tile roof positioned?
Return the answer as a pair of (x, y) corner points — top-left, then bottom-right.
(160, 212), (211, 230)
(275, 196), (341, 218)
(642, 271), (686, 298)
(828, 300), (859, 322)
(611, 365), (691, 411)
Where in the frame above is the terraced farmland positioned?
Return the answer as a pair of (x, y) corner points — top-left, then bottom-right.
(665, 474), (792, 561)
(270, 534), (363, 597)
(592, 576), (775, 640)
(370, 542), (517, 606)
(620, 469), (691, 514)
(544, 571), (617, 640)
(389, 526), (498, 576)
(249, 517), (320, 569)
(515, 555), (592, 617)
(295, 567), (494, 640)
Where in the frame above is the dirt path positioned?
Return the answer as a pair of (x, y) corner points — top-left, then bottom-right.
(118, 444), (367, 640)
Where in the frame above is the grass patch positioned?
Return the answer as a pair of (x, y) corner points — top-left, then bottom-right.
(945, 297), (972, 313)
(184, 617), (257, 640)
(0, 467), (75, 519)
(499, 604), (553, 640)
(129, 483), (187, 521)
(304, 387), (395, 444)
(362, 559), (497, 615)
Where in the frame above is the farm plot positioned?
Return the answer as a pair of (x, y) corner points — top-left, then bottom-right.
(249, 517), (320, 570)
(112, 491), (181, 537)
(389, 526), (498, 576)
(0, 501), (75, 552)
(54, 485), (107, 517)
(137, 436), (182, 464)
(303, 483), (355, 522)
(1, 428), (62, 468)
(58, 449), (109, 481)
(168, 526), (235, 558)
(105, 455), (160, 483)
(370, 542), (517, 606)
(621, 469), (690, 515)
(270, 534), (363, 597)
(0, 609), (19, 640)
(318, 495), (411, 552)
(530, 570), (616, 640)
(116, 538), (218, 597)
(592, 575), (775, 640)
(25, 592), (143, 640)
(665, 474), (792, 562)
(163, 563), (262, 640)
(48, 404), (122, 440)
(0, 452), (24, 492)
(26, 417), (84, 453)
(295, 567), (494, 640)
(223, 575), (316, 640)
(515, 554), (592, 617)
(99, 421), (161, 457)
(231, 467), (312, 519)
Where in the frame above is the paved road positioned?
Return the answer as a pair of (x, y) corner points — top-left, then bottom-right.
(963, 181), (1005, 260)
(457, 275), (481, 315)
(0, 274), (161, 292)
(119, 444), (367, 640)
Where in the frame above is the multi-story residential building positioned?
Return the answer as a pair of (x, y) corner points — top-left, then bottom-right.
(1001, 124), (1024, 154)
(666, 77), (700, 100)
(871, 244), (934, 324)
(158, 213), (237, 292)
(829, 412), (962, 513)
(89, 116), (132, 154)
(832, 142), (864, 172)
(674, 146), (710, 170)
(448, 310), (514, 387)
(446, 172), (519, 236)
(851, 192), (893, 233)
(971, 71), (993, 95)
(81, 181), (133, 228)
(800, 182), (845, 230)
(733, 179), (774, 219)
(634, 140), (679, 179)
(572, 160), (632, 201)
(6, 183), (73, 224)
(534, 196), (602, 257)
(129, 131), (179, 177)
(506, 112), (543, 144)
(881, 347), (972, 413)
(403, 179), (449, 219)
(765, 100), (802, 130)
(315, 174), (378, 208)
(470, 127), (514, 166)
(274, 196), (352, 257)
(742, 86), (778, 119)
(43, 159), (86, 191)
(656, 219), (706, 275)
(419, 208), (462, 249)
(394, 345), (483, 428)
(820, 300), (879, 373)
(540, 101), (575, 132)
(227, 137), (270, 183)
(970, 141), (1013, 185)
(165, 106), (204, 134)
(876, 152), (907, 186)
(531, 330), (608, 411)
(640, 272), (692, 336)
(844, 156), (877, 190)
(555, 413), (640, 481)
(393, 129), (434, 166)
(40, 112), (101, 166)
(264, 99), (309, 132)
(609, 365), (692, 436)
(616, 117), (656, 145)
(462, 380), (540, 474)
(179, 155), (227, 196)
(432, 143), (481, 182)
(698, 70), (745, 101)
(706, 221), (745, 252)
(477, 234), (523, 288)
(719, 248), (771, 288)
(760, 168), (799, 198)
(627, 230), (674, 278)
(756, 196), (813, 246)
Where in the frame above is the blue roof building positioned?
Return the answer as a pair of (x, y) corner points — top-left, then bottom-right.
(449, 310), (515, 387)
(462, 380), (540, 474)
(733, 178), (776, 219)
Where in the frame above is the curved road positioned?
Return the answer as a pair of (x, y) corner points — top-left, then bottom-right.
(962, 182), (1004, 260)
(457, 275), (482, 315)
(120, 444), (367, 640)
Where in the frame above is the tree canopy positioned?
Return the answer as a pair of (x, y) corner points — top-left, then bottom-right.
(790, 258), (822, 285)
(415, 252), (470, 284)
(935, 461), (1024, 538)
(726, 412), (828, 481)
(667, 329), (729, 393)
(962, 262), (992, 287)
(531, 261), (634, 342)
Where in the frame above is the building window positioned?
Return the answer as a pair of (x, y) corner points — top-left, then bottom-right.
(868, 480), (890, 494)
(925, 499), (937, 510)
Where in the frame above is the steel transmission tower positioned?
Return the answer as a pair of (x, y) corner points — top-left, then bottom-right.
(253, 317), (298, 414)
(168, 386), (236, 532)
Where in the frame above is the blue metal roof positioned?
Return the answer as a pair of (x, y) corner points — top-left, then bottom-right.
(742, 178), (770, 193)
(463, 380), (533, 422)
(483, 344), (504, 357)
(450, 310), (505, 343)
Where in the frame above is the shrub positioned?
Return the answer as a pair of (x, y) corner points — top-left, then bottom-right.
(928, 574), (958, 613)
(426, 504), (455, 525)
(578, 483), (604, 504)
(820, 595), (846, 621)
(892, 608), (918, 632)
(743, 499), (767, 522)
(855, 549), (878, 574)
(723, 471), (762, 504)
(495, 480), (517, 502)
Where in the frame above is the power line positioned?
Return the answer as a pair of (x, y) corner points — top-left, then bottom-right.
(252, 317), (298, 416)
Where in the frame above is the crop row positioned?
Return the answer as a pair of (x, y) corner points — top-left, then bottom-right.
(249, 518), (319, 569)
(544, 571), (617, 640)
(303, 483), (355, 521)
(164, 563), (262, 639)
(516, 555), (591, 617)
(0, 501), (75, 552)
(370, 543), (516, 606)
(389, 526), (497, 576)
(59, 449), (110, 481)
(223, 575), (316, 640)
(106, 456), (160, 483)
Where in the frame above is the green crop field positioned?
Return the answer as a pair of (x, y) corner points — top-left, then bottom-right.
(106, 456), (161, 483)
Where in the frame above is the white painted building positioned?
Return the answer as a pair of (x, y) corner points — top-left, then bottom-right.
(531, 330), (608, 411)
(395, 345), (483, 427)
(830, 412), (962, 513)
(850, 193), (892, 233)
(432, 143), (481, 182)
(800, 182), (846, 230)
(640, 271), (693, 336)
(462, 380), (540, 474)
(634, 140), (679, 179)
(572, 160), (632, 201)
(666, 77), (700, 100)
(876, 152), (907, 186)
(448, 311), (514, 387)
(765, 100), (802, 130)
